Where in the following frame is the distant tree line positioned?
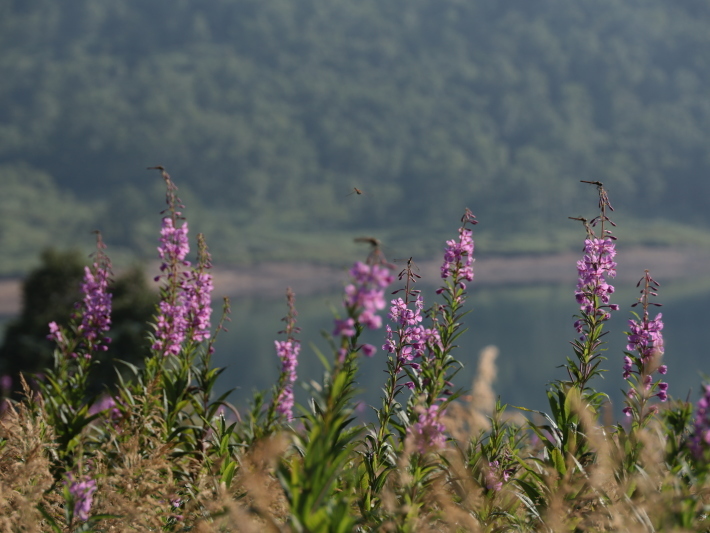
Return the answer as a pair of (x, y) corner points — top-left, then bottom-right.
(2, 0), (710, 273)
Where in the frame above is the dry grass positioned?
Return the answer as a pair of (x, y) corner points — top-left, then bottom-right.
(1, 346), (705, 532)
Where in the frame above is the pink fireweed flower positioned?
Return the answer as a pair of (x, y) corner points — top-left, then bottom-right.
(441, 227), (475, 283)
(333, 317), (356, 337)
(622, 270), (668, 419)
(383, 295), (440, 364)
(157, 217), (190, 267)
(342, 261), (394, 328)
(334, 261), (393, 352)
(382, 263), (443, 419)
(153, 298), (188, 356)
(47, 321), (64, 345)
(656, 381), (669, 402)
(88, 395), (116, 415)
(78, 261), (112, 355)
(409, 404), (447, 453)
(689, 384), (710, 458)
(48, 232), (114, 358)
(357, 309), (382, 330)
(484, 460), (513, 492)
(361, 343), (377, 357)
(622, 356), (633, 380)
(66, 473), (97, 522)
(626, 313), (664, 362)
(183, 271), (213, 342)
(574, 237), (619, 317)
(274, 339), (301, 383)
(388, 296), (424, 327)
(182, 234), (214, 343)
(624, 272), (666, 390)
(153, 217), (191, 356)
(438, 208), (477, 300)
(272, 288), (301, 422)
(274, 338), (300, 421)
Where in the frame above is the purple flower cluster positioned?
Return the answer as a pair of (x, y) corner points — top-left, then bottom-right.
(383, 295), (441, 365)
(183, 270), (214, 343)
(88, 395), (121, 421)
(66, 473), (97, 522)
(153, 217), (191, 356)
(183, 236), (214, 343)
(343, 262), (394, 329)
(274, 338), (300, 421)
(47, 321), (64, 346)
(626, 313), (665, 365)
(622, 271), (668, 416)
(153, 300), (188, 356)
(153, 220), (216, 354)
(78, 261), (112, 356)
(437, 208), (477, 304)
(689, 384), (710, 459)
(574, 238), (620, 320)
(157, 216), (190, 266)
(271, 288), (301, 422)
(485, 460), (513, 492)
(333, 317), (356, 338)
(334, 262), (393, 356)
(440, 226), (475, 284)
(46, 233), (114, 359)
(409, 404), (447, 453)
(621, 312), (668, 416)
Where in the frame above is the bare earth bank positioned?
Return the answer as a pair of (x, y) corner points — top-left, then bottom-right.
(1, 246), (709, 316)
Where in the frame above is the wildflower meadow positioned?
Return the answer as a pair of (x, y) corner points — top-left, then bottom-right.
(1, 171), (709, 532)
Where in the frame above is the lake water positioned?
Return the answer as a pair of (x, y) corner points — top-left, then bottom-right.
(210, 275), (710, 421)
(1, 272), (707, 422)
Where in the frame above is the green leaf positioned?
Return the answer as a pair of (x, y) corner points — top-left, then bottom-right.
(221, 460), (238, 488)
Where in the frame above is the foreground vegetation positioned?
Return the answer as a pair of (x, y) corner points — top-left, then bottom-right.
(0, 173), (709, 532)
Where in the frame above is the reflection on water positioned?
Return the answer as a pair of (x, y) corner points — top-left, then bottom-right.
(211, 276), (710, 421)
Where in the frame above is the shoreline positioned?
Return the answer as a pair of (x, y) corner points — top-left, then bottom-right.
(1, 246), (710, 317)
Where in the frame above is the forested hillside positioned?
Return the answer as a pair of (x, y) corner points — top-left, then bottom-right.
(2, 0), (710, 274)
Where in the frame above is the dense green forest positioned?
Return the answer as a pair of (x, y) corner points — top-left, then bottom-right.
(2, 0), (710, 274)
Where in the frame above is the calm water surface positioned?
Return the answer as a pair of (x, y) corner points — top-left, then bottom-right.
(0, 276), (706, 421)
(211, 276), (710, 420)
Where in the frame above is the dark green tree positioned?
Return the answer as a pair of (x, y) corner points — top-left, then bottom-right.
(0, 249), (157, 397)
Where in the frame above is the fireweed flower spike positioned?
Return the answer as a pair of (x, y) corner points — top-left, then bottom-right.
(149, 166), (191, 357)
(621, 270), (668, 422)
(46, 232), (113, 360)
(410, 404), (447, 453)
(363, 253), (439, 508)
(439, 208), (477, 288)
(415, 209), (478, 409)
(65, 472), (97, 522)
(334, 259), (394, 359)
(271, 288), (301, 422)
(183, 233), (214, 344)
(78, 231), (113, 357)
(372, 220), (476, 515)
(567, 181), (619, 393)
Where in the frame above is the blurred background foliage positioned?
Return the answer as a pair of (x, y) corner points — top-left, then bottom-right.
(0, 249), (157, 394)
(2, 0), (710, 274)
